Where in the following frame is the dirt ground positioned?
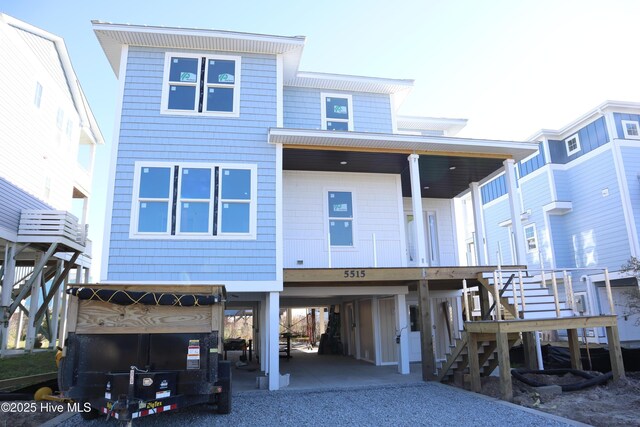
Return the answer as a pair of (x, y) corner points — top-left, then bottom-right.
(473, 372), (640, 426)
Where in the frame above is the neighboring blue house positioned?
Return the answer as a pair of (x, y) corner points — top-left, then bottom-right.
(93, 21), (541, 390)
(476, 101), (640, 343)
(0, 14), (103, 354)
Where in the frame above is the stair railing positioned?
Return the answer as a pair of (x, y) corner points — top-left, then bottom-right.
(493, 267), (616, 318)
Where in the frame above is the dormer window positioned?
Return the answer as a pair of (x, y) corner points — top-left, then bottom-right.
(161, 53), (241, 117)
(321, 93), (353, 131)
(565, 133), (581, 156)
(621, 120), (640, 139)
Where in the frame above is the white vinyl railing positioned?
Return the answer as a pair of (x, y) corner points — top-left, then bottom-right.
(18, 210), (87, 246)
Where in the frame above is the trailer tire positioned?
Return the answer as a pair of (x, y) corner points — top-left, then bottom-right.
(80, 405), (101, 420)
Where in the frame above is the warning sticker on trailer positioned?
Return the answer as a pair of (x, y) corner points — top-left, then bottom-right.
(187, 339), (200, 370)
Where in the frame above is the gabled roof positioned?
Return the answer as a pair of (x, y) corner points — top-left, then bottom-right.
(92, 21), (306, 80)
(528, 100), (640, 141)
(397, 115), (468, 137)
(0, 14), (104, 145)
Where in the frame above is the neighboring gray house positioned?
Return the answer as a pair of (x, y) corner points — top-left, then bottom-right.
(0, 14), (103, 353)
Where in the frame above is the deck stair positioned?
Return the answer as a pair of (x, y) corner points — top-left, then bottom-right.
(477, 272), (573, 320)
(436, 331), (520, 382)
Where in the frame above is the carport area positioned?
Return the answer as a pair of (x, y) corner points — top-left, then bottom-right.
(228, 344), (423, 392)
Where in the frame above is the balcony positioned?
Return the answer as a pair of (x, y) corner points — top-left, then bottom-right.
(17, 210), (88, 253)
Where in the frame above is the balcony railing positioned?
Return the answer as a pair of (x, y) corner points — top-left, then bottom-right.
(18, 210), (87, 248)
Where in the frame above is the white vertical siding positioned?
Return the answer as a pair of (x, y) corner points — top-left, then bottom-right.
(283, 171), (404, 268)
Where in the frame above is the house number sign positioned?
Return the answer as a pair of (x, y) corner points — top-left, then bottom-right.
(343, 269), (366, 278)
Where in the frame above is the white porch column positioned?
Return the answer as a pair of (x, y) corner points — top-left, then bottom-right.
(75, 266), (84, 285)
(57, 275), (69, 349)
(318, 307), (325, 335)
(259, 299), (267, 372)
(25, 253), (42, 351)
(504, 159), (527, 265)
(408, 154), (428, 266)
(49, 261), (64, 349)
(267, 291), (280, 390)
(469, 182), (488, 265)
(1, 243), (16, 352)
(395, 294), (410, 374)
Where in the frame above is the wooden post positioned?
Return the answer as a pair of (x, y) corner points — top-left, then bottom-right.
(518, 270), (526, 315)
(462, 279), (471, 322)
(496, 332), (513, 401)
(467, 332), (481, 393)
(522, 332), (538, 370)
(604, 269), (615, 315)
(418, 279), (435, 380)
(605, 325), (626, 380)
(550, 271), (561, 317)
(479, 285), (490, 320)
(567, 329), (582, 370)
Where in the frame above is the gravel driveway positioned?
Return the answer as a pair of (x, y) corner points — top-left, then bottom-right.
(58, 382), (578, 426)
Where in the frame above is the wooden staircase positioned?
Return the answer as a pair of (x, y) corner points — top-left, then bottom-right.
(436, 331), (520, 382)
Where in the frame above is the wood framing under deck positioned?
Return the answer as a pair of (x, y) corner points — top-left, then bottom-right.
(465, 316), (625, 402)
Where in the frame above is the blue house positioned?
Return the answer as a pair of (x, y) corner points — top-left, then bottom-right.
(93, 21), (555, 390)
(0, 14), (103, 354)
(476, 101), (640, 343)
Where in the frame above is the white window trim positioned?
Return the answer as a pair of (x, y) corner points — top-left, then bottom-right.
(324, 187), (357, 250)
(130, 161), (257, 240)
(565, 133), (581, 156)
(160, 52), (241, 118)
(523, 223), (538, 254)
(621, 120), (640, 140)
(320, 92), (354, 131)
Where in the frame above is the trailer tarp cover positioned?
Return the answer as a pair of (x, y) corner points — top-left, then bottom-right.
(67, 287), (221, 306)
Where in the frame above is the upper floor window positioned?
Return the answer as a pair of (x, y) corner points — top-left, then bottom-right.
(321, 93), (353, 131)
(56, 108), (64, 130)
(564, 133), (580, 156)
(524, 224), (538, 253)
(34, 82), (43, 108)
(161, 53), (241, 117)
(131, 161), (256, 239)
(621, 120), (640, 139)
(327, 190), (354, 246)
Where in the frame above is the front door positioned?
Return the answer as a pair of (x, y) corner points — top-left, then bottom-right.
(407, 302), (422, 362)
(405, 212), (440, 266)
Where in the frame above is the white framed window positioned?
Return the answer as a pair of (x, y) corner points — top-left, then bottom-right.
(56, 108), (64, 130)
(160, 52), (241, 117)
(621, 120), (640, 139)
(131, 161), (256, 239)
(565, 133), (581, 156)
(321, 93), (353, 131)
(524, 224), (538, 253)
(327, 190), (354, 246)
(34, 82), (43, 108)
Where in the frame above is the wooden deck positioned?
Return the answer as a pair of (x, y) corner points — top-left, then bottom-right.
(465, 316), (625, 401)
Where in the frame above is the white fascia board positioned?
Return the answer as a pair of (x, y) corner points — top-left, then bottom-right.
(281, 285), (408, 297)
(100, 280), (284, 292)
(269, 128), (538, 161)
(396, 116), (468, 135)
(92, 21), (305, 80)
(287, 71), (414, 95)
(527, 100), (640, 142)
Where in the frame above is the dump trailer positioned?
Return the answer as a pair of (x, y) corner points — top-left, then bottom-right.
(57, 284), (230, 423)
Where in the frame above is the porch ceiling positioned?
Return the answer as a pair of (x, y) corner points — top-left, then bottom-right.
(283, 148), (505, 198)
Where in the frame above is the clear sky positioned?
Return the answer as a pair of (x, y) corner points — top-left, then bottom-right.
(3, 0), (640, 280)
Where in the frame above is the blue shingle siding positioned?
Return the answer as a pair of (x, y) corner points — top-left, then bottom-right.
(107, 47), (277, 282)
(481, 174), (507, 205)
(518, 143), (545, 178)
(519, 171), (553, 268)
(0, 177), (51, 235)
(553, 169), (571, 201)
(283, 87), (392, 133)
(614, 113), (640, 139)
(548, 117), (609, 164)
(557, 149), (629, 269)
(621, 146), (640, 250)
